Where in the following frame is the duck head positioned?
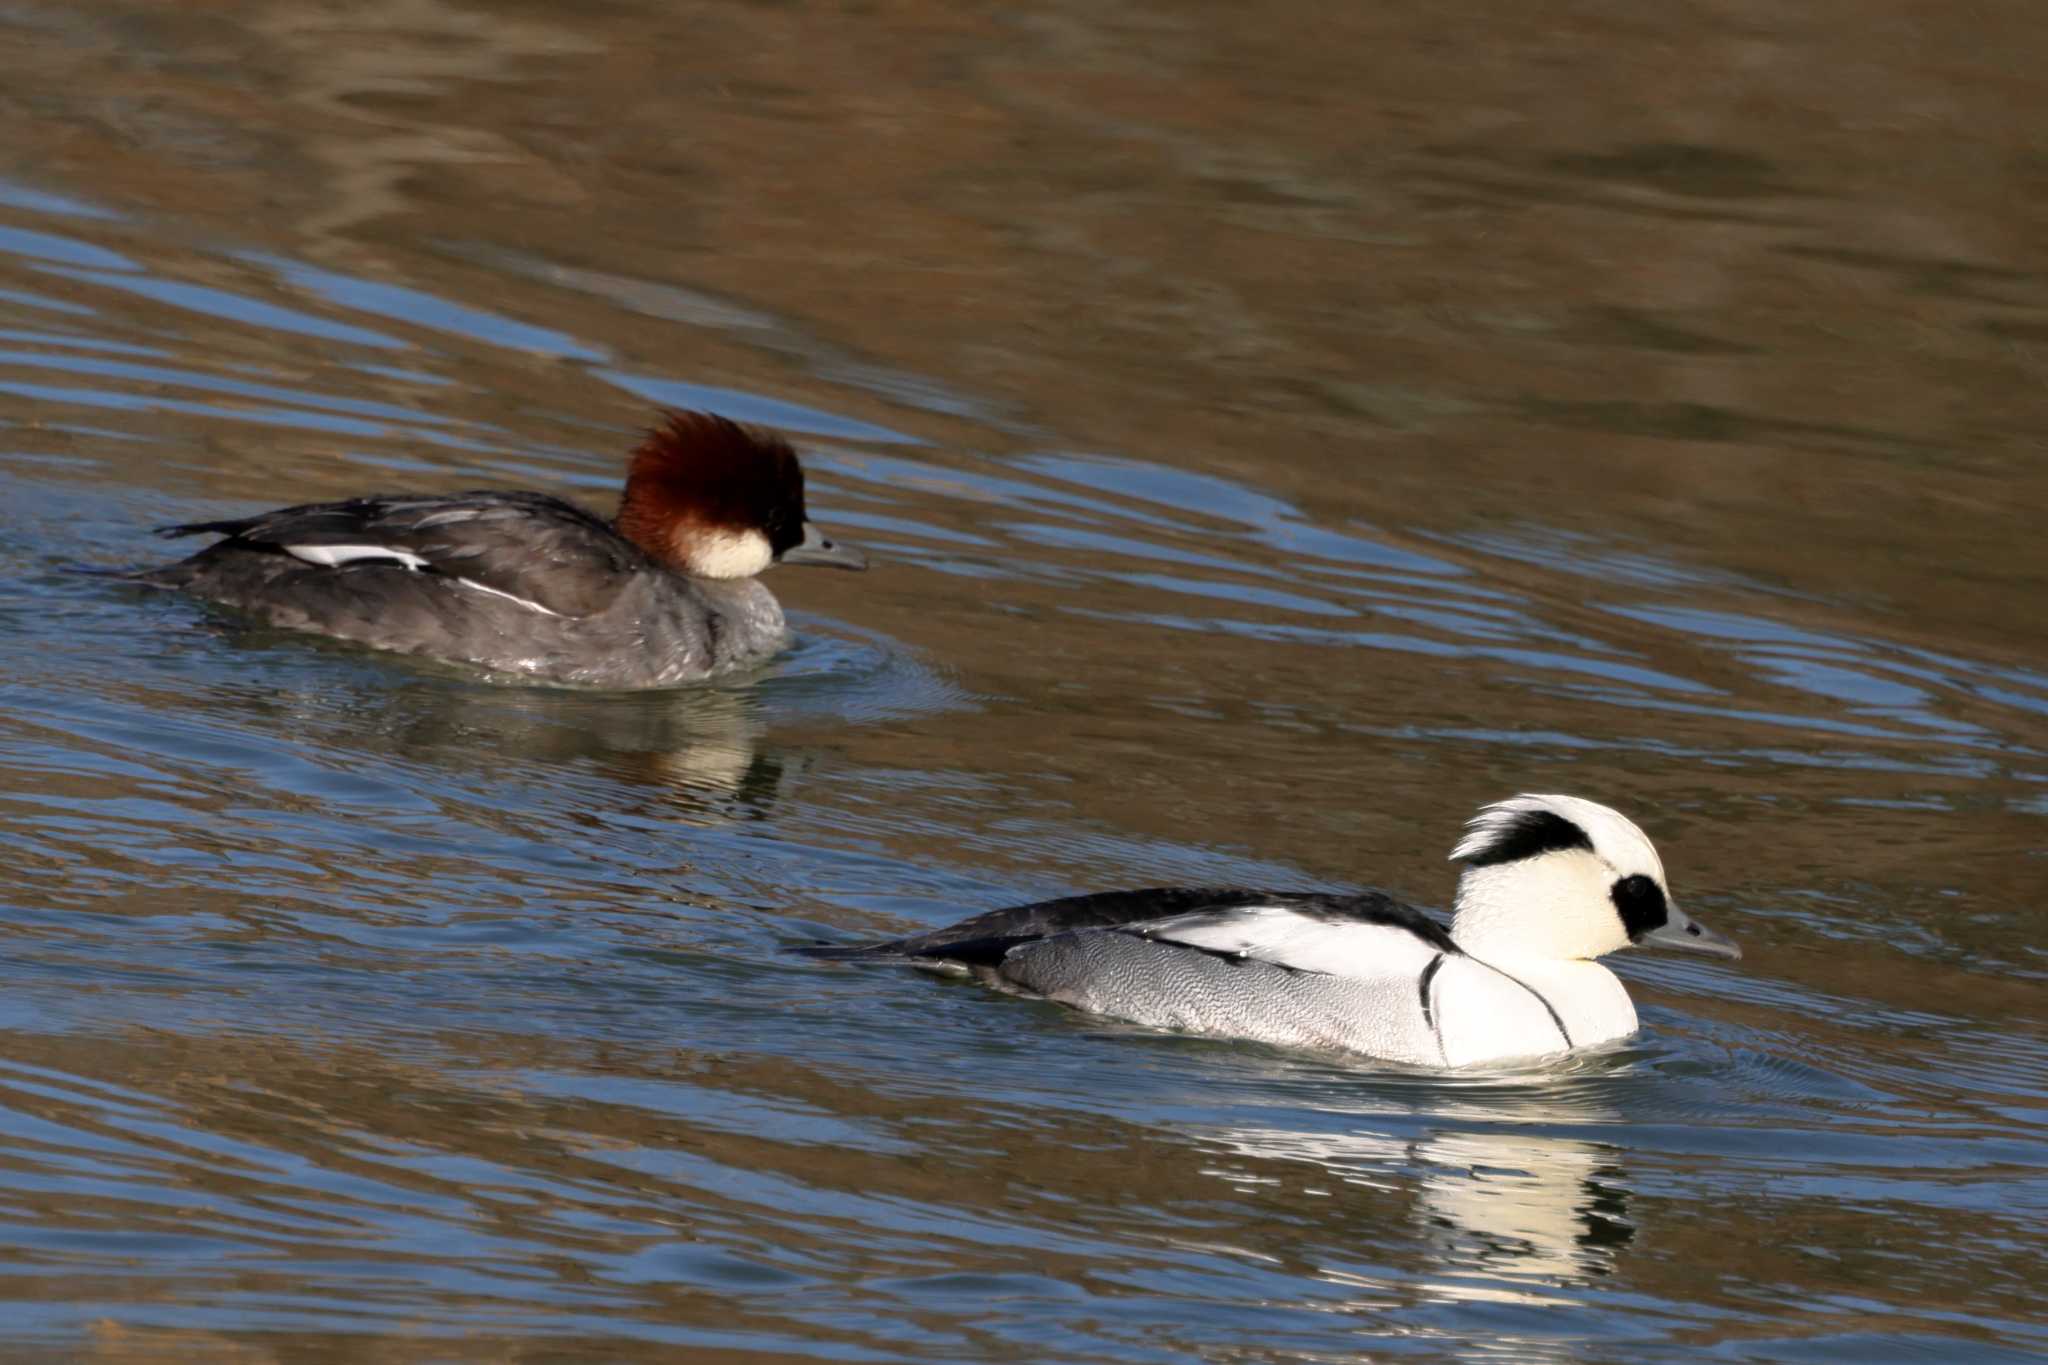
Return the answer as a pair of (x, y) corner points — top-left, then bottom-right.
(1446, 793), (1740, 964)
(615, 410), (866, 580)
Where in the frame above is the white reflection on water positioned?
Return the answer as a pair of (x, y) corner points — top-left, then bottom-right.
(1212, 1072), (1632, 1312)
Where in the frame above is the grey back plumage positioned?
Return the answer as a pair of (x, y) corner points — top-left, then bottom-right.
(997, 932), (1445, 1058)
(141, 490), (791, 686)
(153, 491), (644, 619)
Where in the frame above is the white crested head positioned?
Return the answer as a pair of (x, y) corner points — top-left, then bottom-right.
(1445, 793), (1735, 964)
(1449, 794), (1666, 885)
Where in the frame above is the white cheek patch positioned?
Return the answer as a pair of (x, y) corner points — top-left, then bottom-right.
(452, 577), (563, 617)
(284, 543), (430, 571)
(680, 528), (774, 580)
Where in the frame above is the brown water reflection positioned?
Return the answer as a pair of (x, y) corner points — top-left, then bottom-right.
(0, 0), (2043, 1358)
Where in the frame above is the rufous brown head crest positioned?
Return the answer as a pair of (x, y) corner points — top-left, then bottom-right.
(614, 410), (808, 569)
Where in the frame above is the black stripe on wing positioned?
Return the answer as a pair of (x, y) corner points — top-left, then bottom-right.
(155, 515), (266, 540)
(155, 492), (612, 545)
(802, 886), (1457, 966)
(155, 497), (411, 542)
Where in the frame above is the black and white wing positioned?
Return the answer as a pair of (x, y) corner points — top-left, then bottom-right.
(155, 491), (641, 618)
(1125, 894), (1456, 978)
(807, 886), (1457, 977)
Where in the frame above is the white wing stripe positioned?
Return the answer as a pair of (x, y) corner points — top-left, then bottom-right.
(1142, 905), (1445, 979)
(284, 543), (429, 570)
(453, 577), (562, 617)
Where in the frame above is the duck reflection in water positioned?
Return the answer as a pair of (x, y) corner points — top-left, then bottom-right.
(1211, 1071), (1637, 1312)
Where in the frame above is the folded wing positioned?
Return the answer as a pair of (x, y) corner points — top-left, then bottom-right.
(1134, 899), (1455, 978)
(156, 491), (642, 619)
(808, 887), (1456, 979)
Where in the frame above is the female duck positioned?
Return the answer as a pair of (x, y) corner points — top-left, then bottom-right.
(809, 794), (1742, 1067)
(139, 410), (864, 687)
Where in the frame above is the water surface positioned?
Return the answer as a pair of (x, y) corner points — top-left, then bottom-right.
(0, 1), (2043, 1360)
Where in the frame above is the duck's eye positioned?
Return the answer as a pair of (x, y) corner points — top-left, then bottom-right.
(1610, 874), (1668, 939)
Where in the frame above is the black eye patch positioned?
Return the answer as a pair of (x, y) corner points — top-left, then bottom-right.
(1610, 874), (1668, 939)
(763, 511), (803, 558)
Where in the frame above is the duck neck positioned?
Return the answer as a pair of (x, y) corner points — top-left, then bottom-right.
(1448, 863), (1639, 1046)
(1447, 859), (1612, 964)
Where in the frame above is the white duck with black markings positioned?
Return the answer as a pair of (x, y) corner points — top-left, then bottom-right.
(807, 794), (1742, 1068)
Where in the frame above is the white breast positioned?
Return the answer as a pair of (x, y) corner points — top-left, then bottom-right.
(1432, 956), (1637, 1067)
